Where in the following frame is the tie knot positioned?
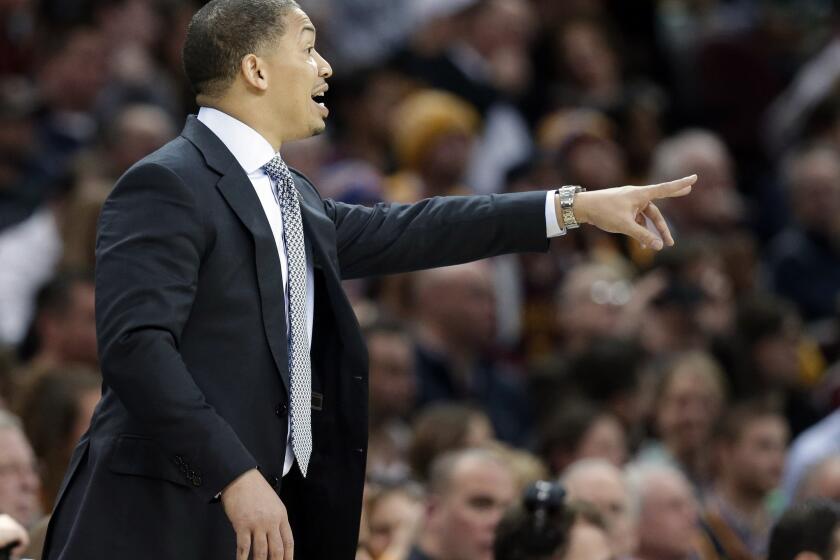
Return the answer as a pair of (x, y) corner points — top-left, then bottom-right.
(263, 154), (288, 182)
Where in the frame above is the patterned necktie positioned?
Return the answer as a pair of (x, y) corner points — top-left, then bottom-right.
(263, 154), (312, 477)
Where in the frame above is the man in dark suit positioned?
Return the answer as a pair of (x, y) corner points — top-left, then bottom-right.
(43, 1), (695, 559)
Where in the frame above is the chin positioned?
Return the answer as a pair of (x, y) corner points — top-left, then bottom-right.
(311, 120), (326, 136)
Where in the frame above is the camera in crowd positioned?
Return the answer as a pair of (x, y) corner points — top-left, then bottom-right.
(494, 480), (610, 560)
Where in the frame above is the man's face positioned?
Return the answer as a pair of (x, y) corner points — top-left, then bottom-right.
(637, 473), (698, 560)
(367, 332), (416, 419)
(0, 429), (40, 526)
(565, 468), (636, 558)
(261, 8), (332, 142)
(429, 459), (516, 560)
(725, 416), (788, 496)
(657, 368), (722, 456)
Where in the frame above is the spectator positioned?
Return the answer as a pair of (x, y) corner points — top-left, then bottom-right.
(17, 270), (97, 370)
(365, 483), (423, 560)
(625, 462), (705, 560)
(0, 410), (40, 526)
(767, 499), (840, 560)
(412, 263), (533, 445)
(703, 401), (790, 560)
(13, 365), (100, 513)
(733, 293), (823, 436)
(408, 403), (493, 483)
(408, 447), (517, 560)
(562, 458), (638, 558)
(539, 402), (627, 476)
(650, 129), (744, 236)
(767, 144), (840, 321)
(365, 318), (416, 484)
(637, 351), (727, 492)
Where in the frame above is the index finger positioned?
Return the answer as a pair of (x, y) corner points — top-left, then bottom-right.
(644, 174), (697, 198)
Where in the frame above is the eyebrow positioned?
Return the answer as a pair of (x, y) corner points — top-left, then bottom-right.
(300, 24), (316, 39)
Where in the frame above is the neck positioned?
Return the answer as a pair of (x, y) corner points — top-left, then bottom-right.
(417, 530), (445, 560)
(200, 94), (285, 152)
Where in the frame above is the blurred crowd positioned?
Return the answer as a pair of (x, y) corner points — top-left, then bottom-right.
(1, 0), (840, 558)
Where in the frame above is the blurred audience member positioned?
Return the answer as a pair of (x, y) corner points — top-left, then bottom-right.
(650, 129), (744, 236)
(767, 499), (840, 560)
(366, 483), (424, 560)
(767, 144), (840, 322)
(625, 462), (704, 560)
(408, 403), (493, 483)
(562, 458), (638, 558)
(14, 365), (99, 512)
(408, 448), (516, 560)
(0, 410), (39, 526)
(703, 401), (789, 560)
(17, 270), (96, 370)
(734, 293), (823, 435)
(567, 337), (646, 444)
(796, 454), (840, 503)
(783, 409), (840, 505)
(539, 401), (627, 476)
(637, 351), (727, 491)
(387, 90), (479, 202)
(412, 263), (532, 445)
(365, 318), (417, 484)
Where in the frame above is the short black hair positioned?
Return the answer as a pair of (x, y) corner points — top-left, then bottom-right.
(182, 0), (300, 97)
(768, 499), (840, 560)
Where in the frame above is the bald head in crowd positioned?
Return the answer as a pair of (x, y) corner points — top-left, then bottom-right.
(562, 459), (637, 558)
(625, 462), (700, 560)
(413, 262), (496, 353)
(414, 447), (516, 560)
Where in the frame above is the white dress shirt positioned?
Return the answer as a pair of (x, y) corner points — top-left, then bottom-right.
(197, 106), (565, 477)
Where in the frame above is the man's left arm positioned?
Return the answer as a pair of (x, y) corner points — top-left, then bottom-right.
(323, 175), (697, 280)
(324, 191), (549, 280)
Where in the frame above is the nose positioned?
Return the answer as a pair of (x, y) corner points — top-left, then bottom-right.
(316, 50), (332, 79)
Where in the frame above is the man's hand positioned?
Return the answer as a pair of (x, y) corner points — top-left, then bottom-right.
(221, 469), (294, 560)
(0, 513), (28, 559)
(571, 175), (697, 250)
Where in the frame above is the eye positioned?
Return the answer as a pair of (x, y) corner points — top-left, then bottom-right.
(306, 47), (314, 55)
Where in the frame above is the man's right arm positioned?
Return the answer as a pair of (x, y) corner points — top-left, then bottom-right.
(95, 162), (255, 501)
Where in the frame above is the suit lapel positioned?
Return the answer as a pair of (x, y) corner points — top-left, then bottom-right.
(182, 116), (290, 394)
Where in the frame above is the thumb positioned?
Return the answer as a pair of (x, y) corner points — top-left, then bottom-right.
(628, 222), (664, 251)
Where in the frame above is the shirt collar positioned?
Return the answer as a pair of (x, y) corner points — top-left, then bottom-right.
(196, 107), (276, 174)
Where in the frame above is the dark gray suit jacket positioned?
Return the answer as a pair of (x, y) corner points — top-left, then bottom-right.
(43, 116), (550, 559)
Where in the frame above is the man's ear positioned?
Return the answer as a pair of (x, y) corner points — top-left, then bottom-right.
(793, 552), (821, 560)
(240, 53), (268, 91)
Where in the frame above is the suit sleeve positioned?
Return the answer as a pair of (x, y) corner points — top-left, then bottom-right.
(95, 162), (256, 501)
(322, 191), (551, 280)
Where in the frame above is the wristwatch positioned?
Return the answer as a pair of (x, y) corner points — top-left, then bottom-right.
(555, 185), (586, 230)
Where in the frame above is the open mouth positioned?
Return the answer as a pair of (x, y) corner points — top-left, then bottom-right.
(311, 86), (328, 117)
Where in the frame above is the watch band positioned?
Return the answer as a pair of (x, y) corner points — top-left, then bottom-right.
(556, 185), (585, 229)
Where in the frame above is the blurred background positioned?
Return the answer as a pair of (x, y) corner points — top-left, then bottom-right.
(1, 0), (840, 558)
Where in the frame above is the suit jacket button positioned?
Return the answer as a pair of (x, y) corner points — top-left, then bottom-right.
(270, 475), (280, 488)
(275, 403), (287, 417)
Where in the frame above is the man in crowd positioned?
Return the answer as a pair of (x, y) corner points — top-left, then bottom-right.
(409, 448), (517, 560)
(626, 462), (703, 560)
(0, 410), (40, 527)
(562, 458), (637, 559)
(703, 401), (789, 560)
